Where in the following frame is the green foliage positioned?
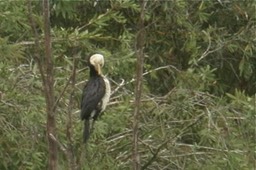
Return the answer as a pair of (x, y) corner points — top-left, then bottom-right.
(0, 37), (25, 61)
(0, 63), (46, 169)
(138, 89), (255, 169)
(0, 0), (255, 169)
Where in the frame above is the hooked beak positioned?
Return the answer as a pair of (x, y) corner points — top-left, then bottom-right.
(95, 64), (102, 75)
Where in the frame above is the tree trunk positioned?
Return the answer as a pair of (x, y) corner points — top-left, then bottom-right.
(43, 0), (58, 169)
(133, 1), (146, 170)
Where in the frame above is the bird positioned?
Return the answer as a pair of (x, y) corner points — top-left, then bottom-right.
(81, 54), (111, 143)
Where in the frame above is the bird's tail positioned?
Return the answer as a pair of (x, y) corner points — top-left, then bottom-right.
(83, 119), (90, 143)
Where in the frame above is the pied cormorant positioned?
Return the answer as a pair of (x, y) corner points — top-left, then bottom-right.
(81, 54), (111, 143)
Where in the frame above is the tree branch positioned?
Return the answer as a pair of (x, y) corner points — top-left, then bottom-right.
(42, 0), (58, 169)
(28, 1), (57, 169)
(66, 52), (78, 170)
(110, 64), (179, 96)
(133, 1), (146, 170)
(141, 113), (205, 169)
(27, 0), (46, 86)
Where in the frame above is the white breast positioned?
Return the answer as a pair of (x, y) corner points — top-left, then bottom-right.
(101, 76), (111, 111)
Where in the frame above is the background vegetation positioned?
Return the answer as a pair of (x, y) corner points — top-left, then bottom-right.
(0, 0), (255, 169)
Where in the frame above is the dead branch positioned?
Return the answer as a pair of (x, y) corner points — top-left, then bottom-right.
(110, 64), (179, 96)
(133, 1), (146, 169)
(49, 133), (67, 155)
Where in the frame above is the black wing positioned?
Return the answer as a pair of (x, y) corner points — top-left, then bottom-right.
(81, 76), (105, 120)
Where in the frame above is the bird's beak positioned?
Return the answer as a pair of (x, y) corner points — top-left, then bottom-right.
(96, 64), (102, 75)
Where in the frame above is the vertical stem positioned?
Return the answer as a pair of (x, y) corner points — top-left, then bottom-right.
(66, 52), (78, 170)
(27, 0), (46, 86)
(133, 1), (146, 170)
(43, 0), (58, 169)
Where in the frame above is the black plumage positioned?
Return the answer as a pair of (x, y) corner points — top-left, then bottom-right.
(80, 54), (110, 143)
(81, 72), (105, 120)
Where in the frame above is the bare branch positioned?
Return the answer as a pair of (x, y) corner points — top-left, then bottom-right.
(110, 64), (179, 96)
(111, 78), (125, 95)
(198, 30), (212, 62)
(28, 0), (57, 169)
(133, 1), (146, 169)
(198, 31), (224, 62)
(53, 73), (74, 112)
(27, 0), (46, 86)
(42, 0), (58, 169)
(175, 143), (256, 154)
(49, 133), (67, 155)
(65, 52), (78, 170)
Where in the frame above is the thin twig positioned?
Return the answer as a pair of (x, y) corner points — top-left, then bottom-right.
(175, 143), (255, 154)
(198, 30), (212, 62)
(49, 133), (67, 155)
(142, 113), (205, 169)
(53, 73), (74, 112)
(111, 78), (125, 95)
(198, 31), (224, 62)
(111, 65), (179, 96)
(27, 0), (46, 86)
(66, 52), (78, 170)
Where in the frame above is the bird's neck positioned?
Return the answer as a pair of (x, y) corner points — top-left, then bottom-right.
(89, 65), (101, 77)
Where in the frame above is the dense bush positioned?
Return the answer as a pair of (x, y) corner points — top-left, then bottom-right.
(0, 1), (255, 169)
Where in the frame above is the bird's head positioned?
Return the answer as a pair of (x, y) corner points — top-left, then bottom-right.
(89, 54), (104, 75)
